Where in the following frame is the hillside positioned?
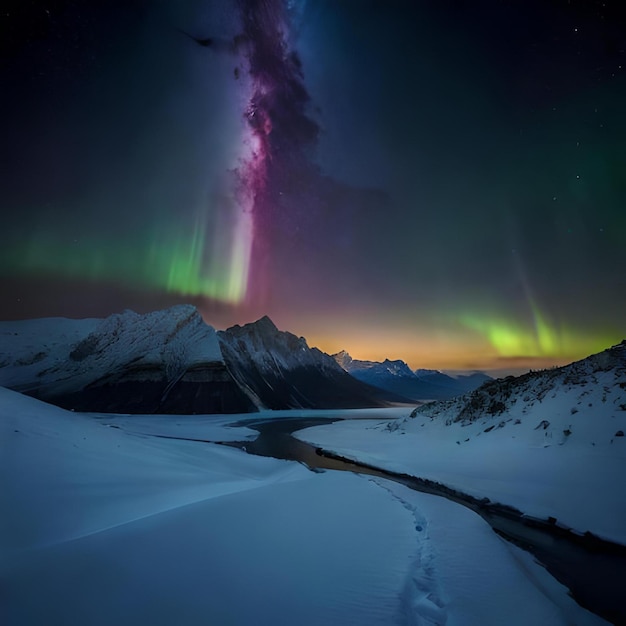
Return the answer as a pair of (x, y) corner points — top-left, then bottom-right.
(297, 341), (626, 544)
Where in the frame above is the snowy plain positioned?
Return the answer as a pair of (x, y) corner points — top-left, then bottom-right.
(1, 388), (605, 625)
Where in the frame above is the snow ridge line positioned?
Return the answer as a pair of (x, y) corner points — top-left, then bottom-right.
(367, 477), (448, 626)
(25, 476), (298, 554)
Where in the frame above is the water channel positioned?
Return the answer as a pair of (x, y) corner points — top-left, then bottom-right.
(225, 416), (626, 625)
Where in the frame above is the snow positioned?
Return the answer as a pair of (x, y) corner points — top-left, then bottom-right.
(1, 388), (606, 625)
(375, 480), (602, 625)
(295, 370), (626, 544)
(0, 305), (223, 395)
(93, 412), (259, 442)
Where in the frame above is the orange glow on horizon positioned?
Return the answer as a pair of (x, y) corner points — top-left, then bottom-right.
(285, 317), (614, 375)
(293, 322), (506, 372)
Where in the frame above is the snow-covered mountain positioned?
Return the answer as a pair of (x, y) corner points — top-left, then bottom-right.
(218, 317), (404, 409)
(334, 351), (490, 401)
(335, 351), (416, 379)
(0, 306), (395, 413)
(0, 305), (254, 414)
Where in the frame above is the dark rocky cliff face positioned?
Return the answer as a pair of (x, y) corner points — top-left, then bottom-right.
(218, 317), (401, 410)
(45, 363), (257, 414)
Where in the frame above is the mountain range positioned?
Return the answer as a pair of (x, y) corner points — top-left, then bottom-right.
(333, 350), (490, 401)
(0, 305), (403, 414)
(5, 304), (621, 417)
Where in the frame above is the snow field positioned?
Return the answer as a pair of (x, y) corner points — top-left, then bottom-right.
(296, 386), (626, 544)
(1, 390), (606, 625)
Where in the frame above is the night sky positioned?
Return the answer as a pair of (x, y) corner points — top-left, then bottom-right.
(1, 0), (625, 373)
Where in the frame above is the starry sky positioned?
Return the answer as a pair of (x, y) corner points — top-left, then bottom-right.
(1, 0), (625, 373)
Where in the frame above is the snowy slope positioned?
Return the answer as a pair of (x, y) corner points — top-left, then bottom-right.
(298, 342), (626, 544)
(334, 351), (489, 401)
(0, 305), (256, 414)
(0, 305), (222, 394)
(0, 389), (604, 625)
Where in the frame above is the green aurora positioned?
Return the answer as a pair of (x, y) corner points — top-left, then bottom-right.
(3, 217), (249, 305)
(459, 307), (622, 364)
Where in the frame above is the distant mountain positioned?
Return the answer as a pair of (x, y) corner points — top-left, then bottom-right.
(333, 350), (357, 371)
(453, 371), (493, 392)
(333, 352), (490, 401)
(414, 368), (440, 377)
(401, 340), (626, 436)
(0, 306), (398, 414)
(413, 369), (492, 396)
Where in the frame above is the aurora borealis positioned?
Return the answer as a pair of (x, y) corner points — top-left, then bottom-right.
(1, 0), (625, 373)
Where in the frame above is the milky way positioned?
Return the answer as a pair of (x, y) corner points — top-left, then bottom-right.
(233, 0), (321, 303)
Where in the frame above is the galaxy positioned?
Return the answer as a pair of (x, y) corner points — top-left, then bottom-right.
(1, 0), (625, 373)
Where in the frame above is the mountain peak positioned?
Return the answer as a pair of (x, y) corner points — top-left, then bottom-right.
(254, 315), (278, 332)
(216, 322), (390, 409)
(414, 368), (442, 377)
(379, 359), (416, 378)
(332, 350), (353, 370)
(225, 315), (279, 337)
